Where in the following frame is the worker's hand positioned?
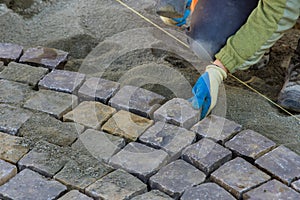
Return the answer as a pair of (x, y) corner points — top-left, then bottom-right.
(189, 65), (227, 119)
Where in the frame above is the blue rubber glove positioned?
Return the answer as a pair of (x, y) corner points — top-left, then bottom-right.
(189, 65), (227, 119)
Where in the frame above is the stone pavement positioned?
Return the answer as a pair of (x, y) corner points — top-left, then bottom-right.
(0, 43), (299, 200)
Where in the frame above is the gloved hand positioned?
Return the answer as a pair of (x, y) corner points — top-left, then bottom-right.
(189, 65), (227, 119)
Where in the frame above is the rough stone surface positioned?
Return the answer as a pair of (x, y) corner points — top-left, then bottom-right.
(191, 115), (242, 144)
(85, 169), (147, 200)
(0, 132), (30, 164)
(139, 122), (196, 160)
(225, 129), (276, 160)
(78, 77), (120, 104)
(255, 145), (300, 185)
(0, 104), (32, 135)
(39, 69), (85, 93)
(243, 180), (300, 200)
(131, 190), (173, 200)
(63, 101), (116, 129)
(72, 129), (125, 162)
(24, 89), (78, 119)
(0, 61), (3, 71)
(181, 183), (236, 200)
(211, 157), (271, 199)
(102, 110), (153, 141)
(19, 46), (68, 69)
(153, 98), (200, 129)
(0, 159), (17, 186)
(292, 179), (300, 192)
(58, 190), (93, 200)
(0, 43), (23, 64)
(149, 160), (206, 199)
(0, 169), (67, 200)
(182, 138), (232, 175)
(0, 62), (48, 86)
(109, 85), (165, 118)
(109, 142), (169, 182)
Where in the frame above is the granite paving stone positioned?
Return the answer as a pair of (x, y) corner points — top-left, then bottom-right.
(225, 129), (276, 160)
(109, 85), (165, 118)
(139, 121), (196, 160)
(255, 145), (300, 185)
(85, 169), (147, 200)
(0, 104), (32, 135)
(191, 115), (242, 144)
(78, 77), (120, 104)
(58, 190), (93, 200)
(0, 159), (17, 186)
(0, 43), (23, 64)
(19, 46), (68, 69)
(63, 101), (116, 129)
(71, 129), (125, 162)
(131, 190), (173, 200)
(109, 142), (169, 182)
(0, 132), (30, 164)
(243, 179), (300, 199)
(153, 98), (200, 129)
(292, 179), (300, 192)
(0, 61), (4, 71)
(181, 183), (236, 200)
(211, 157), (271, 199)
(39, 69), (85, 93)
(0, 62), (48, 86)
(102, 110), (153, 141)
(0, 169), (67, 200)
(182, 138), (232, 175)
(149, 159), (206, 199)
(24, 89), (78, 119)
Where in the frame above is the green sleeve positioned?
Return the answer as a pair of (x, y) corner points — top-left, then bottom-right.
(215, 0), (300, 73)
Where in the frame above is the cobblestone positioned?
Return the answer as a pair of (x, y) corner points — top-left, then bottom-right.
(225, 129), (276, 160)
(139, 122), (195, 160)
(0, 169), (67, 200)
(78, 77), (120, 104)
(58, 190), (93, 200)
(24, 89), (78, 119)
(0, 159), (17, 186)
(109, 85), (165, 118)
(63, 101), (116, 129)
(292, 179), (300, 192)
(191, 115), (242, 144)
(149, 160), (206, 199)
(0, 61), (3, 71)
(182, 138), (232, 175)
(0, 43), (23, 64)
(153, 98), (200, 129)
(211, 157), (271, 199)
(39, 69), (85, 93)
(255, 145), (300, 185)
(109, 142), (169, 182)
(131, 190), (173, 200)
(102, 110), (153, 141)
(19, 46), (68, 69)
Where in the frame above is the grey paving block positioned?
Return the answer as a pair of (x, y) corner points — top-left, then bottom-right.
(72, 129), (125, 162)
(109, 85), (165, 118)
(58, 190), (93, 200)
(181, 183), (236, 200)
(0, 43), (23, 64)
(24, 89), (78, 119)
(153, 98), (200, 129)
(0, 62), (48, 86)
(0, 159), (17, 186)
(109, 142), (169, 182)
(191, 115), (242, 144)
(225, 129), (276, 160)
(0, 169), (67, 200)
(139, 121), (196, 160)
(255, 145), (300, 185)
(211, 157), (271, 199)
(182, 138), (232, 174)
(20, 46), (68, 69)
(243, 179), (300, 199)
(292, 179), (300, 192)
(85, 169), (147, 200)
(63, 101), (116, 129)
(0, 104), (32, 135)
(131, 190), (173, 200)
(78, 77), (120, 104)
(39, 69), (85, 93)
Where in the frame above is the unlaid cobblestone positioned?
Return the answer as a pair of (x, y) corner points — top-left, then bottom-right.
(131, 190), (173, 200)
(255, 145), (300, 185)
(153, 98), (200, 129)
(149, 160), (206, 199)
(0, 43), (23, 64)
(0, 159), (17, 186)
(0, 169), (67, 200)
(58, 190), (93, 200)
(292, 179), (300, 192)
